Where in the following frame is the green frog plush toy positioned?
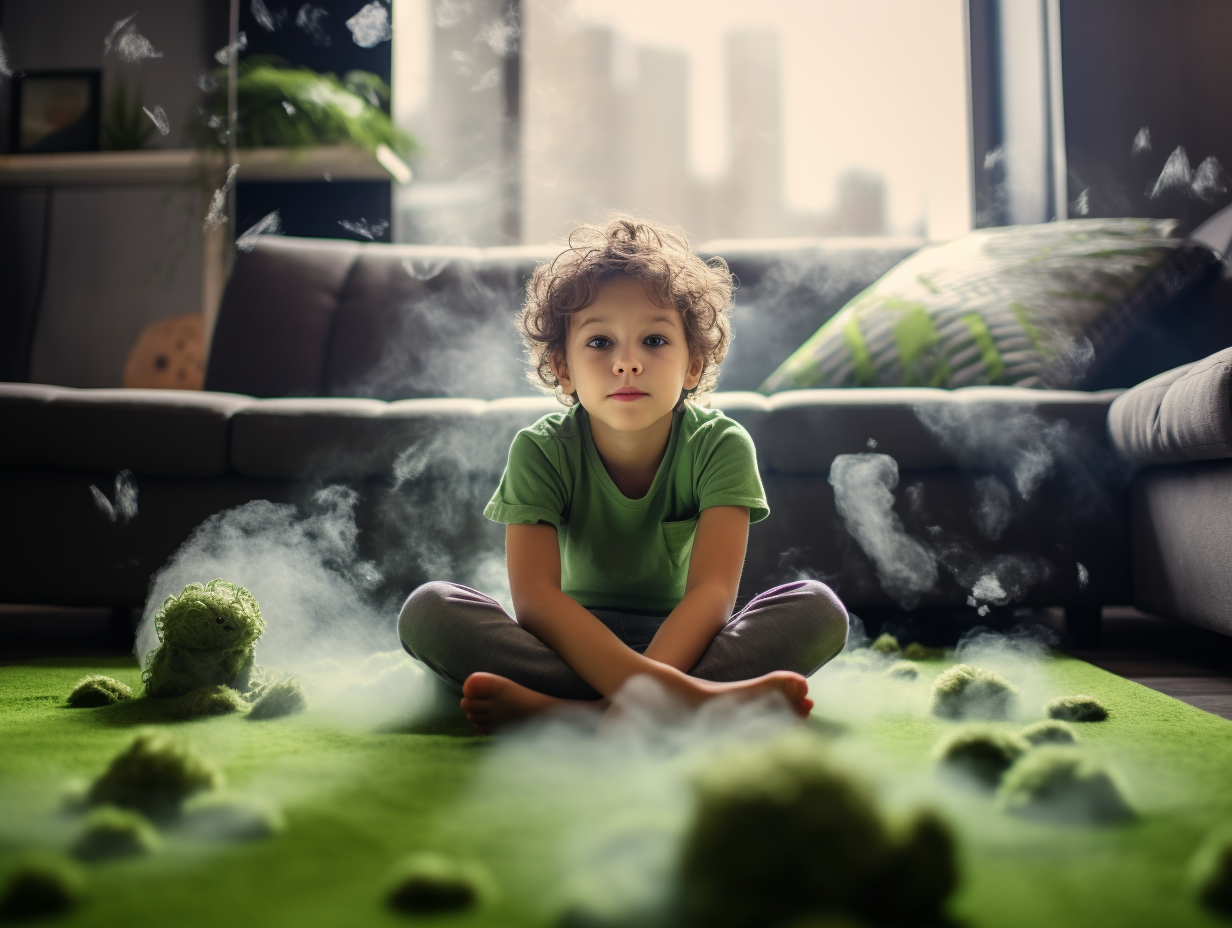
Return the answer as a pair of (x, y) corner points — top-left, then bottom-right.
(142, 579), (266, 698)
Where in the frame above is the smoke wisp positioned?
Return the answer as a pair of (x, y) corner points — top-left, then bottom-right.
(236, 210), (283, 253)
(828, 454), (937, 609)
(103, 14), (163, 63)
(90, 470), (138, 525)
(346, 2), (392, 48)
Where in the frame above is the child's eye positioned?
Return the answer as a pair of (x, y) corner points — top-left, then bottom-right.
(645, 336), (668, 347)
(586, 337), (610, 349)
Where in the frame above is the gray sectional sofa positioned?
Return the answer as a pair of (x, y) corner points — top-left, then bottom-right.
(2, 234), (1229, 645)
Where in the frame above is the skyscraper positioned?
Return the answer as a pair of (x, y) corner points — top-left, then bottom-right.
(619, 46), (693, 232)
(723, 30), (784, 238)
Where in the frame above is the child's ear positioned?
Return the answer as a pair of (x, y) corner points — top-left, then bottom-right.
(550, 348), (574, 392)
(684, 353), (704, 391)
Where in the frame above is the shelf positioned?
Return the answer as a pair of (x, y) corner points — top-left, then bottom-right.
(0, 145), (395, 186)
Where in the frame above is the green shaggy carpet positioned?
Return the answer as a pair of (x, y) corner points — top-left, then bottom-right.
(2, 654), (1232, 928)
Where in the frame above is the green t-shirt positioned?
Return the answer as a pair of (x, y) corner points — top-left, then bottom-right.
(483, 403), (770, 613)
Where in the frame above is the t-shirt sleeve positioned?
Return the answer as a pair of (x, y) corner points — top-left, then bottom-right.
(483, 430), (569, 529)
(696, 420), (771, 523)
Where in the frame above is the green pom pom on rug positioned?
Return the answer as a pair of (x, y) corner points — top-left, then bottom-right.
(885, 660), (920, 680)
(71, 806), (161, 861)
(677, 735), (958, 928)
(1193, 833), (1232, 918)
(997, 746), (1133, 825)
(248, 677), (308, 720)
(934, 726), (1029, 788)
(1047, 694), (1109, 722)
(67, 675), (133, 708)
(1020, 720), (1079, 746)
(869, 633), (900, 655)
(87, 733), (221, 820)
(930, 664), (1019, 720)
(385, 854), (492, 915)
(0, 857), (85, 920)
(170, 685), (246, 719)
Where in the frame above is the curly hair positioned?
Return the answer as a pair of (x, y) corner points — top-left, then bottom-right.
(518, 216), (735, 408)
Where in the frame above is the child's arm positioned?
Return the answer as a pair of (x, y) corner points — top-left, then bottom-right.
(507, 523), (690, 698)
(641, 505), (749, 672)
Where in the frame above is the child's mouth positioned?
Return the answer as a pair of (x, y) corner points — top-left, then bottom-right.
(611, 392), (647, 401)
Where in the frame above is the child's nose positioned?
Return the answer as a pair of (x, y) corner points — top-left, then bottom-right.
(614, 354), (642, 375)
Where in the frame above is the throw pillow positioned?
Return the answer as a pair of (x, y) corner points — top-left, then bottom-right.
(758, 219), (1219, 391)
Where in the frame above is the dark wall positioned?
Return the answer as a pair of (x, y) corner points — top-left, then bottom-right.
(1061, 0), (1232, 232)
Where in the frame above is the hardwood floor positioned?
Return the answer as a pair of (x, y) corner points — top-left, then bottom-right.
(1056, 607), (1232, 721)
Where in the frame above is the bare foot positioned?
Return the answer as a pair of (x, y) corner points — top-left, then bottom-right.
(682, 670), (813, 718)
(460, 672), (602, 734)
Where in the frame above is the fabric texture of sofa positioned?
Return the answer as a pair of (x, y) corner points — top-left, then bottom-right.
(2, 230), (1230, 643)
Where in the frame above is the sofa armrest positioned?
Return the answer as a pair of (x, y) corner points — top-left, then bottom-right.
(1108, 346), (1232, 465)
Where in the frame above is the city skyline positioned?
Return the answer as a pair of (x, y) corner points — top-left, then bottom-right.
(392, 0), (967, 245)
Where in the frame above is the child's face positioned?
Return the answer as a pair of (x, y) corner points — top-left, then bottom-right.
(551, 277), (703, 434)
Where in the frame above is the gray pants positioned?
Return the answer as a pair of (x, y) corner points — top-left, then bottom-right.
(398, 579), (849, 701)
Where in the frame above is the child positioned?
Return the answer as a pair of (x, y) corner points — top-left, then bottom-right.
(399, 217), (848, 732)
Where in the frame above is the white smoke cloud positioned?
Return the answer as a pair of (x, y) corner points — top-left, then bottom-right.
(251, 0), (287, 31)
(346, 2), (392, 48)
(136, 486), (388, 670)
(971, 476), (1012, 541)
(1192, 156), (1228, 202)
(90, 470), (138, 525)
(204, 165), (240, 232)
(103, 14), (163, 63)
(214, 31), (248, 66)
(143, 105), (170, 136)
(1148, 148), (1228, 201)
(236, 210), (283, 253)
(0, 31), (13, 79)
(337, 218), (389, 240)
(456, 676), (798, 921)
(1132, 126), (1151, 155)
(829, 450), (1058, 613)
(295, 4), (330, 45)
(829, 454), (938, 609)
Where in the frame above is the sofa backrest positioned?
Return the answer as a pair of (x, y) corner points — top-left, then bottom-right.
(205, 235), (923, 399)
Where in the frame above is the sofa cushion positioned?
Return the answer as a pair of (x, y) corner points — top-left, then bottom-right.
(0, 382), (64, 466)
(230, 396), (559, 479)
(731, 387), (1119, 474)
(229, 389), (1120, 481)
(205, 236), (362, 397)
(1108, 347), (1232, 465)
(41, 389), (254, 476)
(321, 246), (549, 400)
(760, 219), (1219, 392)
(704, 238), (923, 391)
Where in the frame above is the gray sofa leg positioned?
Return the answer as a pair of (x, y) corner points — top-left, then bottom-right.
(1065, 606), (1102, 649)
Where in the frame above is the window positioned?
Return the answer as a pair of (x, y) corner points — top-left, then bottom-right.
(393, 0), (972, 245)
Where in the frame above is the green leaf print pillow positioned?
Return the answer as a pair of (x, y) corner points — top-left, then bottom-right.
(758, 219), (1219, 391)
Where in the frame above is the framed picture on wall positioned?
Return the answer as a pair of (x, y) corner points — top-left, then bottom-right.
(11, 70), (102, 153)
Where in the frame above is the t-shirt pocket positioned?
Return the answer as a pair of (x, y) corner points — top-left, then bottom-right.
(661, 514), (700, 570)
